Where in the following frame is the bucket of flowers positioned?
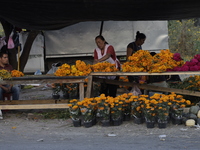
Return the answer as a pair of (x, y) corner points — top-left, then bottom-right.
(61, 83), (79, 99)
(130, 95), (145, 124)
(110, 96), (124, 126)
(120, 93), (133, 121)
(51, 83), (61, 99)
(61, 83), (70, 99)
(96, 94), (111, 126)
(168, 92), (190, 125)
(142, 95), (157, 128)
(68, 99), (81, 127)
(78, 98), (97, 128)
(156, 97), (170, 128)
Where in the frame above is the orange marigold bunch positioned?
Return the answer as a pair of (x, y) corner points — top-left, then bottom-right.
(149, 49), (184, 73)
(11, 70), (24, 77)
(54, 63), (71, 76)
(54, 61), (92, 76)
(122, 49), (184, 73)
(72, 60), (92, 76)
(122, 50), (153, 72)
(91, 62), (119, 72)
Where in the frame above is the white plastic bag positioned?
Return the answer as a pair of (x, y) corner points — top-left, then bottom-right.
(129, 85), (142, 96)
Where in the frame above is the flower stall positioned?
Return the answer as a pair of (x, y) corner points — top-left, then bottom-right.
(1, 49), (200, 128)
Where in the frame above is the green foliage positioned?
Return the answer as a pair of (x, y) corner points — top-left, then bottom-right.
(168, 19), (200, 60)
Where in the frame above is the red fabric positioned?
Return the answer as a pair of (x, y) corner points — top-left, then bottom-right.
(94, 49), (98, 59)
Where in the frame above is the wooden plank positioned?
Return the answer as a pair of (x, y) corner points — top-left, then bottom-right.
(0, 104), (69, 110)
(0, 99), (69, 105)
(90, 71), (200, 76)
(79, 82), (84, 101)
(0, 78), (85, 84)
(86, 75), (93, 98)
(93, 77), (200, 97)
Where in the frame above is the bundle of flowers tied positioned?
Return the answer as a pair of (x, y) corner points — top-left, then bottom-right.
(67, 92), (191, 127)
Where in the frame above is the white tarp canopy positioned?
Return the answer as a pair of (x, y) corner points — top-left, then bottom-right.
(44, 21), (169, 58)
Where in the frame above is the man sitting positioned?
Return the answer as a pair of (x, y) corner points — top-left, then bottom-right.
(0, 51), (20, 100)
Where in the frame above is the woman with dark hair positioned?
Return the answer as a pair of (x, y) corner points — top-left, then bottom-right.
(126, 31), (146, 60)
(93, 35), (120, 97)
(126, 31), (146, 91)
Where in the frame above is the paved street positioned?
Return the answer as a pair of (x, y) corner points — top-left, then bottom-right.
(0, 113), (200, 150)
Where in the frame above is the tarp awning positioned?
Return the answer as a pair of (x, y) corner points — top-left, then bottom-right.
(1, 0), (200, 30)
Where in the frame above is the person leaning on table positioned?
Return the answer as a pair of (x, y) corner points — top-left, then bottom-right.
(93, 35), (120, 97)
(126, 31), (146, 92)
(0, 51), (20, 100)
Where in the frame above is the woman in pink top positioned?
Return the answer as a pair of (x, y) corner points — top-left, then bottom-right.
(93, 35), (120, 97)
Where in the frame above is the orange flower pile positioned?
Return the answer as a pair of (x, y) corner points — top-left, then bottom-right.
(91, 62), (119, 72)
(54, 63), (71, 76)
(122, 50), (152, 72)
(72, 60), (92, 76)
(54, 60), (92, 76)
(54, 60), (119, 76)
(11, 70), (24, 77)
(149, 49), (184, 73)
(122, 49), (184, 73)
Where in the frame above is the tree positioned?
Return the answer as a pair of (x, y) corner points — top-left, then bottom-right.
(0, 18), (40, 72)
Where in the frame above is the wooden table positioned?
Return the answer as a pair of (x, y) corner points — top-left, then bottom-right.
(86, 71), (200, 98)
(0, 75), (87, 110)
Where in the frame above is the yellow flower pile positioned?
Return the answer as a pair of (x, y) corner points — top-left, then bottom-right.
(122, 49), (184, 73)
(91, 62), (119, 72)
(54, 60), (119, 76)
(149, 49), (184, 72)
(54, 60), (92, 76)
(122, 50), (152, 72)
(54, 63), (71, 76)
(0, 69), (12, 79)
(11, 70), (24, 77)
(73, 60), (92, 76)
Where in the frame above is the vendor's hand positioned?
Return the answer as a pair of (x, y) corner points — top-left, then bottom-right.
(94, 59), (99, 64)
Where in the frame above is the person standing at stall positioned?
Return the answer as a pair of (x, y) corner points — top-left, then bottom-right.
(93, 35), (120, 97)
(126, 31), (146, 92)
